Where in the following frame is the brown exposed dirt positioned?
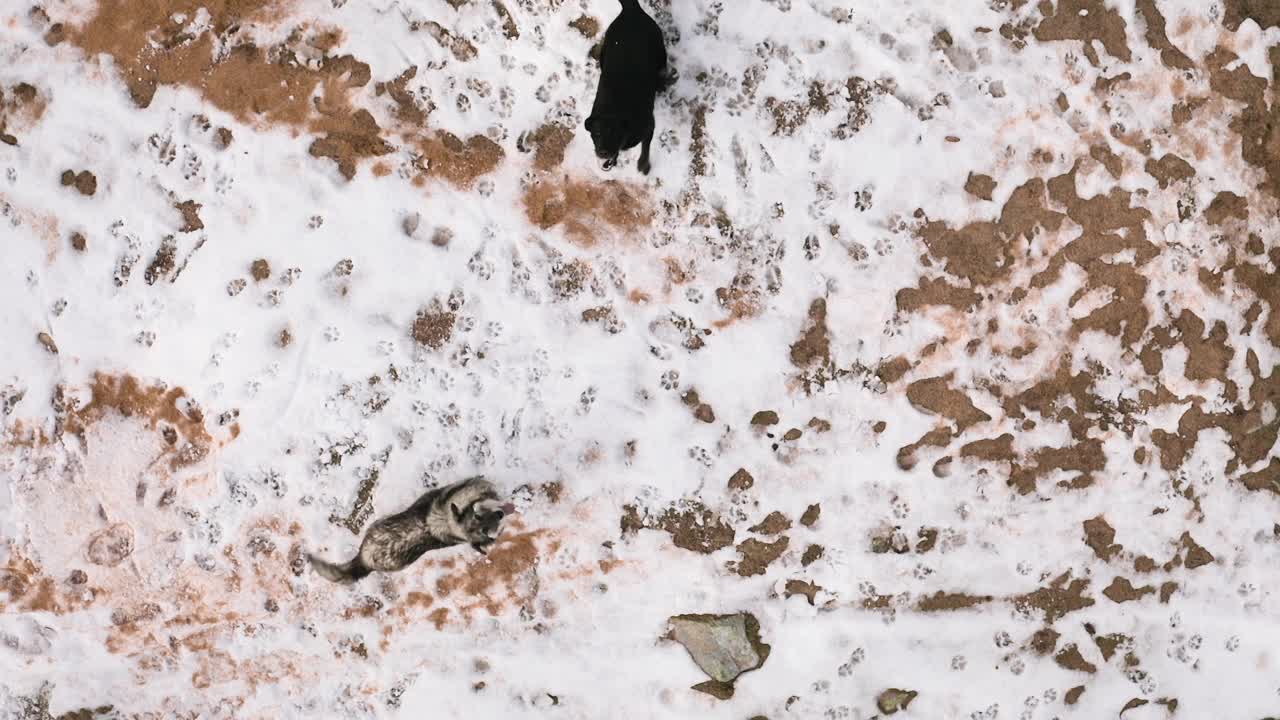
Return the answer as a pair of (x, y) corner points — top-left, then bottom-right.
(751, 410), (780, 426)
(783, 579), (821, 605)
(964, 172), (996, 200)
(520, 123), (575, 171)
(896, 277), (981, 312)
(799, 504), (820, 527)
(523, 176), (653, 246)
(310, 108), (393, 180)
(411, 302), (456, 350)
(1014, 572), (1095, 623)
(916, 591), (992, 612)
(906, 376), (991, 431)
(413, 131), (503, 189)
(733, 536), (789, 576)
(1029, 627), (1060, 655)
(569, 15), (600, 38)
(1205, 191), (1248, 225)
(1103, 577), (1155, 603)
(432, 530), (554, 620)
(1223, 0), (1280, 30)
(1136, 0), (1193, 69)
(1083, 515), (1121, 561)
(175, 200), (204, 232)
(375, 66), (430, 127)
(749, 512), (791, 535)
(789, 299), (831, 367)
(250, 259), (271, 281)
(0, 82), (47, 145)
(1034, 0), (1131, 65)
(621, 500), (736, 554)
(61, 169), (98, 196)
(801, 544), (823, 566)
(1144, 153), (1195, 188)
(728, 468), (754, 491)
(1054, 644), (1097, 673)
(62, 372), (218, 471)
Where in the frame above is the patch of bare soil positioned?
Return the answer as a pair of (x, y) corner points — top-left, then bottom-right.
(906, 376), (990, 431)
(1033, 0), (1131, 65)
(1135, 0), (1193, 70)
(518, 123), (575, 171)
(411, 301), (456, 350)
(522, 176), (653, 246)
(789, 298), (831, 367)
(1013, 572), (1095, 623)
(61, 372), (221, 470)
(175, 200), (204, 232)
(569, 15), (600, 38)
(621, 500), (735, 554)
(1083, 515), (1121, 561)
(60, 170), (97, 196)
(0, 82), (46, 145)
(412, 131), (503, 189)
(732, 536), (789, 576)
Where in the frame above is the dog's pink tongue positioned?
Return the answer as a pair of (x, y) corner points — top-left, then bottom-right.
(501, 502), (516, 515)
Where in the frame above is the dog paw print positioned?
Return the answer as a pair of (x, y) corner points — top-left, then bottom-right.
(803, 234), (821, 260)
(659, 370), (680, 390)
(950, 655), (966, 671)
(468, 251), (495, 281)
(688, 446), (712, 467)
(227, 279), (247, 296)
(262, 289), (283, 307)
(377, 340), (396, 355)
(890, 497), (909, 519)
(853, 186), (874, 211)
(467, 433), (493, 467)
(136, 330), (156, 347)
(323, 326), (341, 342)
(837, 648), (864, 676)
(578, 386), (597, 414)
(307, 215), (324, 230)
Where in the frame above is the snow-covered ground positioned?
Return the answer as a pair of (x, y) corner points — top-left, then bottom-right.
(3, 0), (1280, 717)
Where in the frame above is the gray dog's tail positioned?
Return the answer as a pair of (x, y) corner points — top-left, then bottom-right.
(307, 553), (372, 584)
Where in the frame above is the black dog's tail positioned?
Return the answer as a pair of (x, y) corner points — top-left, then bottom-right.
(307, 553), (372, 584)
(618, 0), (640, 9)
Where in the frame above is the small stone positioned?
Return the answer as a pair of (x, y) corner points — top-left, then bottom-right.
(67, 569), (87, 585)
(799, 504), (820, 527)
(801, 544), (823, 566)
(250, 259), (271, 281)
(782, 428), (802, 441)
(876, 688), (918, 714)
(70, 232), (86, 252)
(86, 523), (135, 567)
(694, 404), (716, 423)
(264, 598), (279, 613)
(213, 127), (233, 149)
(36, 332), (57, 354)
(60, 169), (75, 186)
(402, 212), (421, 237)
(750, 410), (779, 426)
(667, 612), (770, 697)
(728, 468), (754, 491)
(431, 227), (454, 247)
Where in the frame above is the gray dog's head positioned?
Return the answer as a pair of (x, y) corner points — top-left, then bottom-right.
(453, 496), (514, 543)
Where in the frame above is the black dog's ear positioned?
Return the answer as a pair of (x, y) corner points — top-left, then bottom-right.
(584, 116), (597, 132)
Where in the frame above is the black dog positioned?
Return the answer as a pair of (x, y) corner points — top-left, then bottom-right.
(585, 0), (669, 174)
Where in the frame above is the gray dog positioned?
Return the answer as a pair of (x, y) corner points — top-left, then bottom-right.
(308, 477), (513, 584)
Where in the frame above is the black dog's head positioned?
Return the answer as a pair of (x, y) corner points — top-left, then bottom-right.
(584, 114), (633, 169)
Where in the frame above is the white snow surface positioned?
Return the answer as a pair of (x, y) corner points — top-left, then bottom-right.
(1, 0), (1279, 717)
